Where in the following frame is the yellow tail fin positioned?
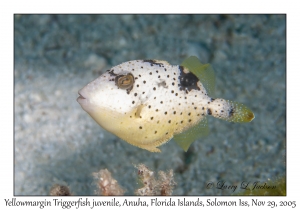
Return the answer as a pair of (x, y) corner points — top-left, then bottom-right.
(209, 98), (255, 123)
(226, 100), (255, 123)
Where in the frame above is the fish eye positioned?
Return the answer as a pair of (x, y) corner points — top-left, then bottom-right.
(116, 73), (135, 90)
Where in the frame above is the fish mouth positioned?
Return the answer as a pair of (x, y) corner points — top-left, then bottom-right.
(77, 90), (94, 113)
(77, 90), (87, 103)
(77, 93), (86, 100)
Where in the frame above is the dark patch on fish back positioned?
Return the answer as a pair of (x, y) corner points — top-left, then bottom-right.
(178, 66), (200, 92)
(143, 60), (164, 67)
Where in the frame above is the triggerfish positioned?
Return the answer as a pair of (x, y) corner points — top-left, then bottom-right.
(77, 56), (254, 152)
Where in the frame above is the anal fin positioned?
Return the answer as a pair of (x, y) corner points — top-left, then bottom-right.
(173, 117), (209, 152)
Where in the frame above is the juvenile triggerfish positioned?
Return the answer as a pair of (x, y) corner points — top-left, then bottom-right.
(77, 56), (254, 152)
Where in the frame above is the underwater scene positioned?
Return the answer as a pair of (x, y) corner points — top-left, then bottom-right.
(14, 14), (286, 195)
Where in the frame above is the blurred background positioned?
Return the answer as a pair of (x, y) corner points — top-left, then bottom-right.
(14, 14), (286, 195)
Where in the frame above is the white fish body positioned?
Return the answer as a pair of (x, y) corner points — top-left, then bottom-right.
(77, 56), (254, 152)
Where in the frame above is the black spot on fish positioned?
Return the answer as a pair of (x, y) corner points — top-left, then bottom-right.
(207, 108), (212, 115)
(178, 66), (200, 92)
(211, 98), (215, 102)
(229, 108), (234, 117)
(143, 60), (164, 67)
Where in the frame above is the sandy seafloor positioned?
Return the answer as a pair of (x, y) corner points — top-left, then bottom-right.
(14, 15), (286, 195)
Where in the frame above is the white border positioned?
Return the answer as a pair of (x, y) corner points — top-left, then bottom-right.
(1, 1), (299, 209)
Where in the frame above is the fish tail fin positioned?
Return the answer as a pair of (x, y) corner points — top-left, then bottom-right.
(209, 98), (255, 123)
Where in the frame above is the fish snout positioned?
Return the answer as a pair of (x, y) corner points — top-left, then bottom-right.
(77, 90), (87, 104)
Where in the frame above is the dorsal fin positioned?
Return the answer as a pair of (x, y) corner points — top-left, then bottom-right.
(173, 117), (209, 152)
(181, 56), (216, 98)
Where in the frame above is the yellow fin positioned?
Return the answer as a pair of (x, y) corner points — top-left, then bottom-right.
(226, 100), (255, 123)
(173, 117), (209, 152)
(181, 56), (216, 98)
